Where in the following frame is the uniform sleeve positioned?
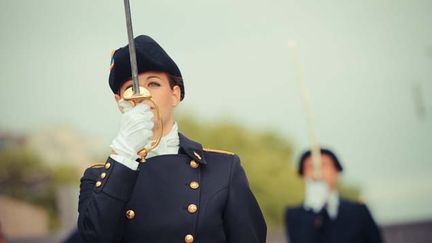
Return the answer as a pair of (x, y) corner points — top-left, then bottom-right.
(223, 155), (267, 243)
(78, 157), (139, 243)
(361, 205), (382, 243)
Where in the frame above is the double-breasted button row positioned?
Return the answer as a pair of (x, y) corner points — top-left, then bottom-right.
(185, 156), (200, 241)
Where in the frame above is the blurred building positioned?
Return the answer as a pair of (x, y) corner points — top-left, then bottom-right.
(267, 220), (432, 243)
(0, 133), (25, 150)
(25, 125), (107, 171)
(382, 220), (432, 243)
(0, 126), (106, 242)
(0, 196), (49, 238)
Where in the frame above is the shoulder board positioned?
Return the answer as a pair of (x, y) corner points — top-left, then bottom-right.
(203, 148), (235, 155)
(88, 163), (105, 169)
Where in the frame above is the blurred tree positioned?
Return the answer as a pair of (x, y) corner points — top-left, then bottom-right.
(338, 183), (361, 201)
(0, 148), (79, 229)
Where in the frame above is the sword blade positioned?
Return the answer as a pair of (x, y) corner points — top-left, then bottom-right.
(288, 41), (322, 179)
(123, 0), (140, 95)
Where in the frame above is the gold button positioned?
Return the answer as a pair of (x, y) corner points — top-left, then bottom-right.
(95, 181), (102, 187)
(126, 210), (135, 219)
(189, 181), (199, 190)
(187, 204), (198, 214)
(190, 160), (199, 169)
(105, 162), (111, 169)
(185, 234), (194, 243)
(100, 172), (107, 179)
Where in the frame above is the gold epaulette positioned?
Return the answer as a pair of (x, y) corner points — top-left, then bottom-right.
(203, 148), (235, 155)
(88, 163), (105, 169)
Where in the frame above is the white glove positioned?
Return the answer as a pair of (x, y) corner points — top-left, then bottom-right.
(304, 179), (330, 213)
(110, 101), (154, 161)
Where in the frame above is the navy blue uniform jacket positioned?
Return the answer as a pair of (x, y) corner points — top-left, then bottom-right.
(285, 199), (382, 243)
(62, 229), (84, 243)
(78, 133), (266, 243)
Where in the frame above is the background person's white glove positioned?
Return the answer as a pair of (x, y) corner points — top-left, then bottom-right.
(304, 179), (330, 213)
(110, 101), (154, 161)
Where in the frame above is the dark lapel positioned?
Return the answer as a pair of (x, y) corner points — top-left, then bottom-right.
(178, 133), (207, 165)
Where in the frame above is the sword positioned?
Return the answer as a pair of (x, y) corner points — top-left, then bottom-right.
(288, 41), (322, 179)
(121, 0), (163, 161)
(123, 0), (140, 96)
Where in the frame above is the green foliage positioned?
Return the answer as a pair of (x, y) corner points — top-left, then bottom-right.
(0, 149), (49, 201)
(337, 182), (361, 201)
(0, 148), (79, 229)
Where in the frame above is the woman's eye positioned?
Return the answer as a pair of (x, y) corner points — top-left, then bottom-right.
(148, 82), (161, 87)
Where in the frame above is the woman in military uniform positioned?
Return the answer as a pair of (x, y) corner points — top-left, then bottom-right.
(78, 35), (266, 243)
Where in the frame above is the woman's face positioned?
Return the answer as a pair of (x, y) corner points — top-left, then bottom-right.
(115, 71), (181, 133)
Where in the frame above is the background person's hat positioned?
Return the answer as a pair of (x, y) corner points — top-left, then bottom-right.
(298, 148), (343, 175)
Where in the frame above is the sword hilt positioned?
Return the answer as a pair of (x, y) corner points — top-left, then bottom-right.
(123, 86), (164, 162)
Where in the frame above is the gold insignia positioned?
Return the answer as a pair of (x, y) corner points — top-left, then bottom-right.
(88, 163), (105, 169)
(193, 151), (202, 161)
(203, 148), (234, 155)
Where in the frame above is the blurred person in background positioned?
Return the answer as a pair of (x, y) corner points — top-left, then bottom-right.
(77, 35), (266, 243)
(285, 148), (382, 243)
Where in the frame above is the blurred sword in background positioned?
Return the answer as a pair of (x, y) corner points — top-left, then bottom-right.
(288, 41), (322, 179)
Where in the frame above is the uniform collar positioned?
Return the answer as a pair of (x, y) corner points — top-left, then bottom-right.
(178, 133), (207, 165)
(327, 190), (340, 220)
(146, 122), (179, 159)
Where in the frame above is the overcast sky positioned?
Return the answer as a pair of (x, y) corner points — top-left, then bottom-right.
(0, 0), (431, 224)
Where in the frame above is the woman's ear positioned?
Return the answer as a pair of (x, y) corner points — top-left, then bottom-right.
(172, 85), (181, 107)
